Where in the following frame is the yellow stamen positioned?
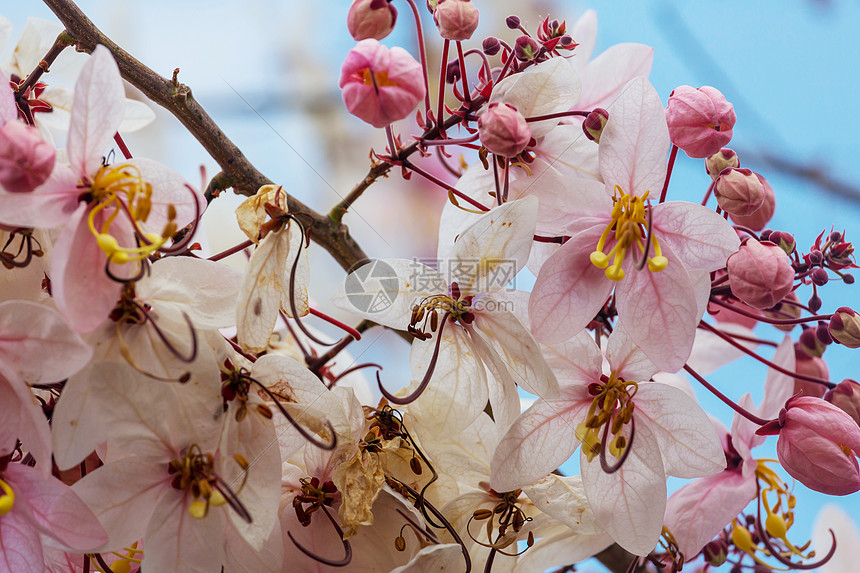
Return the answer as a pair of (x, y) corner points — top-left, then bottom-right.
(0, 477), (14, 515)
(188, 500), (208, 519)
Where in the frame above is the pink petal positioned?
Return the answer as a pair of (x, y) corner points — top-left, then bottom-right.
(579, 43), (654, 111)
(67, 45), (125, 177)
(0, 508), (44, 573)
(599, 77), (668, 197)
(0, 374), (52, 472)
(50, 203), (126, 333)
(541, 332), (604, 389)
(570, 10), (598, 66)
(615, 242), (699, 373)
(758, 335), (795, 420)
(663, 470), (756, 558)
(144, 493), (225, 573)
(5, 463), (107, 551)
(0, 163), (80, 229)
(651, 201), (740, 271)
(124, 158), (201, 230)
(605, 327), (659, 382)
(530, 224), (612, 344)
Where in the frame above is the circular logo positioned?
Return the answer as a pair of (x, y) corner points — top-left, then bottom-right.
(344, 259), (399, 313)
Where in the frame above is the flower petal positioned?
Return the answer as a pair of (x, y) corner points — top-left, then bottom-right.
(0, 507), (43, 573)
(652, 201), (740, 271)
(579, 43), (653, 110)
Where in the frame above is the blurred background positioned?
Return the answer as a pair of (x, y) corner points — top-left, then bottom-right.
(4, 0), (860, 570)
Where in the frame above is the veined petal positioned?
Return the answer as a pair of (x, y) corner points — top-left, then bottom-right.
(491, 57), (582, 139)
(490, 398), (589, 492)
(450, 196), (538, 295)
(581, 419), (666, 556)
(144, 492), (225, 573)
(332, 259), (447, 330)
(124, 157), (201, 230)
(540, 331), (603, 389)
(635, 382), (727, 478)
(522, 474), (601, 534)
(579, 43), (653, 110)
(652, 201), (740, 271)
(529, 224), (612, 344)
(599, 77), (668, 197)
(0, 163), (80, 229)
(67, 45), (125, 177)
(605, 326), (659, 383)
(466, 323), (521, 432)
(615, 242), (698, 373)
(389, 544), (465, 573)
(0, 374), (51, 473)
(514, 529), (613, 573)
(472, 301), (559, 399)
(0, 508), (43, 573)
(663, 470), (757, 558)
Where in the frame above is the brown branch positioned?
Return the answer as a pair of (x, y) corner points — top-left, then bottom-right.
(42, 0), (368, 272)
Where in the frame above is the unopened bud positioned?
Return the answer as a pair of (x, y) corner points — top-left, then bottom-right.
(394, 536), (407, 551)
(703, 539), (728, 566)
(809, 250), (824, 265)
(445, 58), (461, 84)
(582, 108), (609, 143)
(808, 293), (822, 313)
(727, 239), (795, 310)
(825, 379), (860, 426)
(764, 291), (801, 332)
(793, 349), (829, 398)
(0, 120), (56, 193)
(347, 0), (397, 41)
(666, 85), (736, 158)
(478, 102), (531, 157)
(706, 148), (740, 180)
(730, 173), (775, 231)
(811, 267), (829, 286)
(505, 15), (521, 29)
(434, 0), (479, 41)
(714, 168), (765, 217)
(482, 36), (501, 55)
(829, 307), (860, 348)
(514, 35), (540, 61)
(768, 231), (795, 255)
(798, 329), (825, 359)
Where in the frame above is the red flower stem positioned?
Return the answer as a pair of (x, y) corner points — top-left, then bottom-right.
(683, 364), (772, 426)
(699, 321), (835, 389)
(113, 132), (132, 160)
(463, 48), (491, 81)
(208, 239), (253, 262)
(455, 41), (471, 105)
(437, 39), (450, 135)
(701, 179), (715, 206)
(708, 296), (832, 326)
(403, 160), (490, 211)
(385, 125), (398, 156)
(422, 133), (479, 147)
(309, 307), (362, 340)
(525, 110), (590, 122)
(659, 145), (679, 203)
(403, 0), (432, 119)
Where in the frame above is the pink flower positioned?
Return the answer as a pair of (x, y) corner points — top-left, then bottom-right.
(727, 238), (794, 310)
(729, 173), (775, 231)
(825, 379), (860, 426)
(433, 0), (479, 41)
(759, 396), (860, 495)
(714, 167), (764, 217)
(347, 0), (397, 41)
(478, 102), (531, 157)
(339, 39), (425, 128)
(0, 119), (55, 193)
(666, 85), (736, 158)
(0, 462), (108, 573)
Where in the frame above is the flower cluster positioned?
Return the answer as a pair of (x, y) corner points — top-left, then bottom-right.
(1, 4), (858, 573)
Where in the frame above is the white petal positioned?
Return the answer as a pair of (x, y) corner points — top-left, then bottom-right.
(332, 259), (447, 330)
(124, 157), (200, 229)
(450, 196), (538, 295)
(491, 57), (582, 139)
(635, 382), (727, 478)
(581, 419), (666, 556)
(466, 324), (521, 432)
(11, 18), (63, 78)
(570, 10), (598, 66)
(389, 544), (465, 573)
(579, 43), (653, 110)
(68, 45), (125, 177)
(813, 505), (860, 573)
(540, 331), (604, 388)
(599, 77), (668, 197)
(686, 322), (758, 376)
(144, 493), (225, 573)
(605, 326), (659, 382)
(118, 98), (156, 132)
(523, 474), (601, 534)
(759, 335), (795, 419)
(0, 67), (15, 125)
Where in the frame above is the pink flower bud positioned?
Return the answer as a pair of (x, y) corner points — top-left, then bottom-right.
(705, 148), (739, 180)
(666, 85), (736, 158)
(582, 108), (609, 143)
(770, 396), (860, 495)
(727, 239), (795, 310)
(478, 102), (531, 157)
(829, 307), (860, 348)
(793, 351), (829, 398)
(0, 119), (55, 193)
(714, 168), (764, 217)
(730, 174), (775, 231)
(825, 380), (860, 426)
(433, 0), (479, 41)
(763, 291), (801, 332)
(347, 0), (397, 41)
(339, 39), (426, 128)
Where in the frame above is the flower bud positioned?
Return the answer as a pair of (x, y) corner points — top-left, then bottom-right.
(829, 307), (860, 348)
(763, 291), (801, 332)
(505, 15), (521, 29)
(810, 267), (829, 286)
(514, 35), (540, 61)
(706, 148), (739, 180)
(665, 85), (737, 158)
(770, 396), (860, 495)
(347, 0), (397, 41)
(703, 539), (728, 566)
(767, 230), (795, 255)
(0, 120), (55, 193)
(825, 380), (860, 426)
(582, 108), (609, 143)
(478, 102), (531, 157)
(714, 168), (765, 217)
(798, 329), (825, 359)
(793, 351), (829, 398)
(482, 36), (501, 56)
(339, 39), (426, 128)
(445, 58), (460, 84)
(727, 239), (795, 310)
(434, 0), (479, 41)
